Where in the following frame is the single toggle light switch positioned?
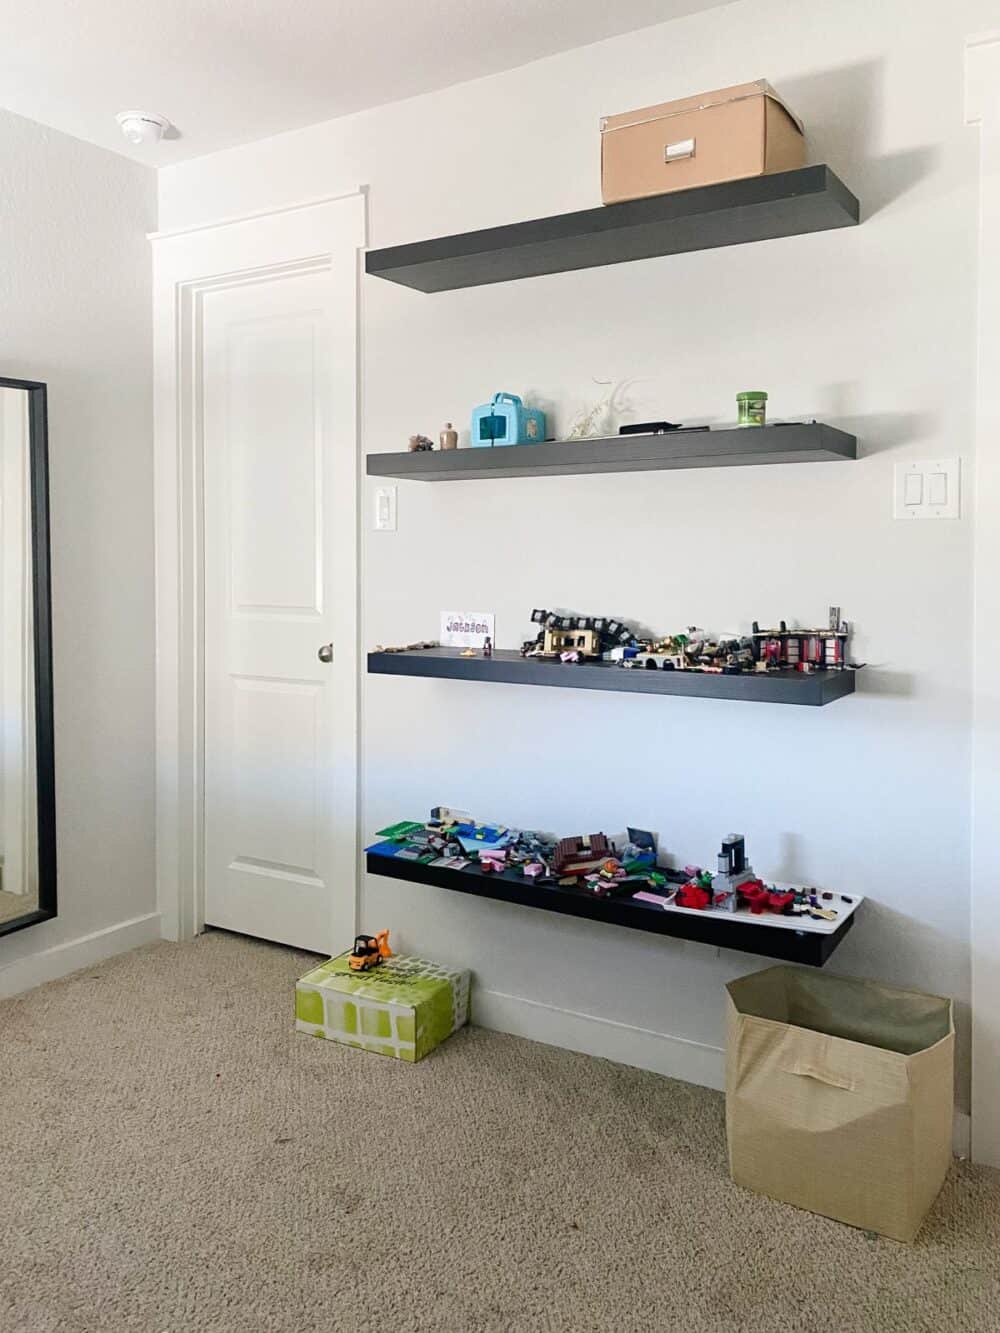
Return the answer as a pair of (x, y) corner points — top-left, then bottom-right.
(904, 472), (923, 506)
(374, 485), (397, 531)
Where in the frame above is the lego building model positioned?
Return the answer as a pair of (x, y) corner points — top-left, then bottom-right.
(752, 607), (850, 671)
(709, 834), (758, 912)
(512, 607), (854, 674)
(552, 833), (612, 876)
(622, 608), (854, 675)
(521, 609), (636, 660)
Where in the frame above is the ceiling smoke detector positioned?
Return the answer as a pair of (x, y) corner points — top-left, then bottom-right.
(115, 111), (171, 146)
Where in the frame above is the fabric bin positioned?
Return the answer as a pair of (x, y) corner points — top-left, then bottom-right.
(726, 965), (954, 1241)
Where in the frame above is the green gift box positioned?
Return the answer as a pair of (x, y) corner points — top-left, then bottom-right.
(295, 952), (471, 1062)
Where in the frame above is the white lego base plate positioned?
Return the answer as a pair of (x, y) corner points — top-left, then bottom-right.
(662, 884), (864, 935)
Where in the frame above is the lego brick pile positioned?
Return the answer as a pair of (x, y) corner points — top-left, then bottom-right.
(367, 811), (853, 921)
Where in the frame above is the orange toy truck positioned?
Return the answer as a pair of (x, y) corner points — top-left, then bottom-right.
(348, 929), (393, 972)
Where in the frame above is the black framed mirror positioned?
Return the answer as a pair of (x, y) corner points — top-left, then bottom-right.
(0, 377), (55, 937)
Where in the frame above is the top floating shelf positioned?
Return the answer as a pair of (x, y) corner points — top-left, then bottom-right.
(365, 165), (860, 292)
(366, 421), (856, 482)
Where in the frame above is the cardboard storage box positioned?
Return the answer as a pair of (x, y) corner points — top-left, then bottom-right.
(726, 966), (954, 1242)
(295, 952), (470, 1062)
(601, 79), (804, 204)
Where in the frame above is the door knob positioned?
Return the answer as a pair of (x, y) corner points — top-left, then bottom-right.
(318, 643), (333, 663)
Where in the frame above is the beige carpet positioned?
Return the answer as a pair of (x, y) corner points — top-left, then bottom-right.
(1, 932), (998, 1333)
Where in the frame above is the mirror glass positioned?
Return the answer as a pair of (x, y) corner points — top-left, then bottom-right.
(0, 380), (55, 935)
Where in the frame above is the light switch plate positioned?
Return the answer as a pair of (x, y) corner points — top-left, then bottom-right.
(373, 485), (397, 531)
(894, 459), (960, 520)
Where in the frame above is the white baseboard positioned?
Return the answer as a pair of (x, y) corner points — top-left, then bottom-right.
(0, 911), (162, 999)
(474, 987), (725, 1091)
(474, 988), (974, 1157)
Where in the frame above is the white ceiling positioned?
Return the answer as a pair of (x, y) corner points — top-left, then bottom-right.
(0, 0), (730, 165)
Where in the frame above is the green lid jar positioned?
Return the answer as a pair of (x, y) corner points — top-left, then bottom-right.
(737, 390), (767, 427)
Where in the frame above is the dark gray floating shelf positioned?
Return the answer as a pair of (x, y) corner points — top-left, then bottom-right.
(366, 852), (857, 966)
(368, 648), (856, 707)
(367, 422), (856, 482)
(365, 165), (859, 292)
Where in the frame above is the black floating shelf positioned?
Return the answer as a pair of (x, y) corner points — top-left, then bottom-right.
(366, 853), (858, 967)
(365, 165), (859, 292)
(367, 422), (855, 482)
(368, 648), (856, 707)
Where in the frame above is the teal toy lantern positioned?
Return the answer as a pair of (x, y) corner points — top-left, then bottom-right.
(471, 393), (546, 448)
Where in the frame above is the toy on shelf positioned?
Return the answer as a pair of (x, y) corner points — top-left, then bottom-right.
(710, 834), (758, 912)
(620, 828), (657, 869)
(676, 872), (713, 910)
(348, 929), (393, 971)
(366, 812), (857, 930)
(621, 608), (856, 675)
(472, 392), (546, 448)
(408, 434), (435, 452)
(374, 639), (440, 654)
(621, 629), (758, 675)
(521, 609), (636, 660)
(752, 607), (850, 672)
(552, 833), (613, 876)
(372, 609), (859, 680)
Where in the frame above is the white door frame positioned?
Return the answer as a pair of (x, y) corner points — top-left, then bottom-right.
(967, 34), (1000, 1168)
(151, 191), (366, 945)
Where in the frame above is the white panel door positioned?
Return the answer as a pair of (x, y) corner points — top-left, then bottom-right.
(202, 268), (346, 951)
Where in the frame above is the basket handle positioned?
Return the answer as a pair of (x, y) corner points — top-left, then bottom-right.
(782, 1061), (856, 1092)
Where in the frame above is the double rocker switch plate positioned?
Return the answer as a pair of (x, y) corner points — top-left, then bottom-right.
(894, 459), (960, 520)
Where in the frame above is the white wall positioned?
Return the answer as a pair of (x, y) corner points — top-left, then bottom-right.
(0, 109), (159, 992)
(159, 0), (991, 1106)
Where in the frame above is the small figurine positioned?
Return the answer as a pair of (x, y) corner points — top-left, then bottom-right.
(483, 635), (493, 658)
(439, 422), (458, 451)
(348, 929), (393, 972)
(459, 647), (477, 657)
(408, 434), (434, 452)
